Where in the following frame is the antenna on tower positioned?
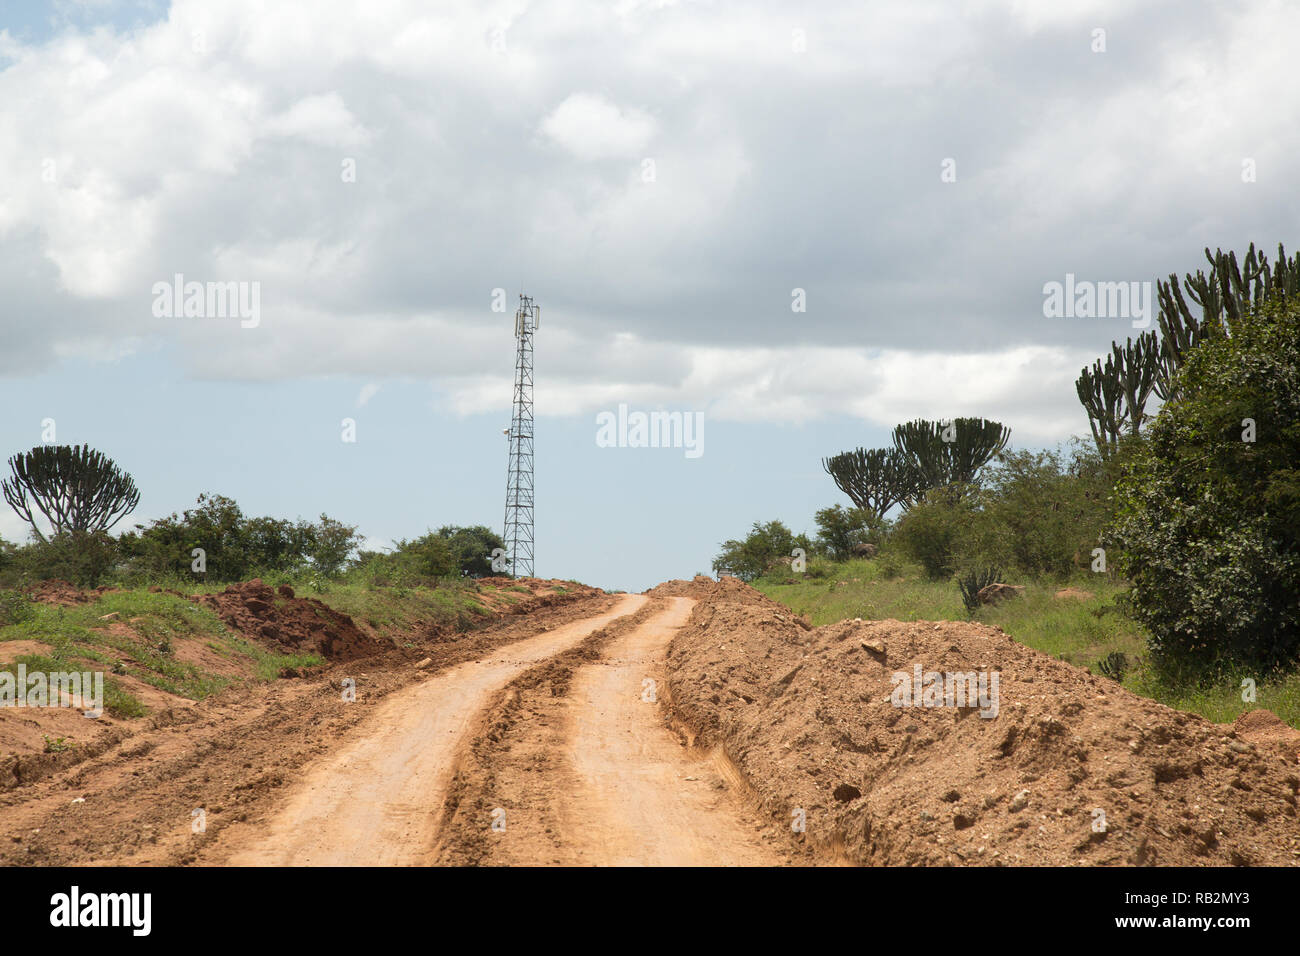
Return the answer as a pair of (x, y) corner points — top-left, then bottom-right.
(503, 294), (537, 578)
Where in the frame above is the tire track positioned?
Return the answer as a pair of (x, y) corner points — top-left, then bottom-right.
(219, 593), (646, 865)
(436, 596), (789, 866)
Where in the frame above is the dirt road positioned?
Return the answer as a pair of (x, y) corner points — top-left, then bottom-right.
(551, 596), (781, 864)
(222, 594), (647, 865)
(224, 593), (785, 866)
(8, 574), (1296, 868)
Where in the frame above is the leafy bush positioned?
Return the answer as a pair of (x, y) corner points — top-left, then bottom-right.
(304, 515), (364, 577)
(0, 588), (36, 625)
(813, 505), (886, 560)
(1110, 298), (1300, 674)
(712, 520), (811, 582)
(434, 525), (508, 577)
(7, 531), (119, 587)
(888, 446), (1121, 582)
(889, 487), (980, 579)
(353, 526), (510, 585)
(116, 494), (361, 582)
(976, 446), (1117, 579)
(392, 532), (459, 579)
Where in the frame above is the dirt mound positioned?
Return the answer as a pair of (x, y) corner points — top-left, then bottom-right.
(1235, 710), (1300, 759)
(26, 580), (116, 606)
(665, 592), (1300, 866)
(192, 580), (385, 663)
(649, 574), (778, 606)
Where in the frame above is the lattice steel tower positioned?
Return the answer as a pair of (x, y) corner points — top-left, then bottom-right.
(503, 294), (538, 578)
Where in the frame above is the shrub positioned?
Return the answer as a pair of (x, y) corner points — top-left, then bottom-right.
(8, 531), (119, 587)
(0, 589), (35, 625)
(303, 515), (363, 578)
(393, 533), (460, 579)
(435, 525), (508, 577)
(1110, 298), (1300, 674)
(889, 446), (1122, 582)
(813, 505), (886, 561)
(117, 494), (361, 582)
(712, 520), (812, 583)
(889, 487), (980, 579)
(976, 446), (1117, 579)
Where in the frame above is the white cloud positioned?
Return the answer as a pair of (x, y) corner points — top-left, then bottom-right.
(265, 93), (371, 148)
(0, 0), (1295, 450)
(540, 93), (657, 161)
(443, 338), (1095, 445)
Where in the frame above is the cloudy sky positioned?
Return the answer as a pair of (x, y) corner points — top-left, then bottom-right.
(0, 0), (1295, 589)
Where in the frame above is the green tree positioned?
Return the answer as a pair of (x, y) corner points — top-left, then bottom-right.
(2, 444), (140, 541)
(891, 418), (1010, 502)
(978, 447), (1114, 578)
(392, 532), (460, 579)
(821, 447), (915, 518)
(118, 494), (358, 582)
(889, 486), (982, 579)
(1110, 296), (1300, 674)
(712, 520), (810, 582)
(1154, 243), (1300, 398)
(1076, 333), (1162, 458)
(813, 504), (883, 561)
(306, 515), (363, 577)
(9, 531), (120, 587)
(436, 525), (507, 577)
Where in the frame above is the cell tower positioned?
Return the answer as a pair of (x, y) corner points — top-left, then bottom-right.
(503, 294), (539, 578)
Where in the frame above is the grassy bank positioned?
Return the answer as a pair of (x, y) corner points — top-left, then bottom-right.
(0, 590), (323, 718)
(0, 575), (508, 720)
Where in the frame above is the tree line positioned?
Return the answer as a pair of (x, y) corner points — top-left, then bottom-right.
(718, 242), (1300, 678)
(0, 446), (506, 587)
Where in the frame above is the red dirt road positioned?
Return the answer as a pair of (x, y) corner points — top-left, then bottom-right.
(219, 594), (646, 865)
(552, 596), (781, 864)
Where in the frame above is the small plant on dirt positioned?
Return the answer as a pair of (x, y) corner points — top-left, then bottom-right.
(1096, 651), (1128, 683)
(957, 566), (1003, 616)
(111, 660), (127, 675)
(0, 590), (36, 626)
(42, 735), (72, 754)
(103, 683), (147, 718)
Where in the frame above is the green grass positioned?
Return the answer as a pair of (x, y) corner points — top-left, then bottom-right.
(0, 587), (330, 714)
(0, 651), (146, 719)
(0, 575), (542, 724)
(753, 557), (1300, 730)
(1132, 668), (1300, 727)
(308, 580), (489, 633)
